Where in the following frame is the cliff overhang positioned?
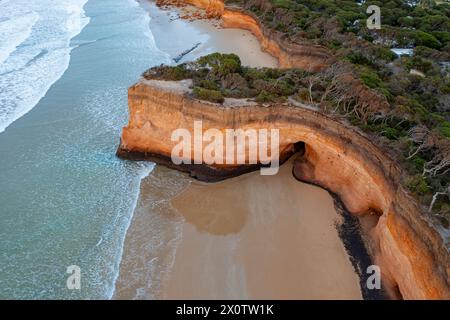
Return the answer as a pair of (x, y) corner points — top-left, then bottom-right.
(157, 0), (335, 71)
(117, 78), (450, 299)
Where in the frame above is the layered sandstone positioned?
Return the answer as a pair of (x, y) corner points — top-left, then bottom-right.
(157, 0), (334, 71)
(117, 79), (450, 299)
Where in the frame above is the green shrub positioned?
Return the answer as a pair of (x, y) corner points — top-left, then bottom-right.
(272, 0), (295, 9)
(403, 56), (433, 73)
(142, 65), (189, 81)
(199, 79), (219, 90)
(438, 121), (450, 139)
(432, 31), (450, 46)
(430, 113), (446, 124)
(192, 87), (224, 103)
(441, 81), (450, 94)
(414, 31), (442, 49)
(197, 52), (221, 66)
(218, 58), (241, 75)
(382, 127), (400, 140)
(274, 80), (296, 96)
(255, 90), (276, 104)
(327, 39), (343, 51)
(197, 53), (242, 76)
(346, 52), (372, 66)
(406, 175), (429, 195)
(359, 69), (383, 89)
(374, 47), (397, 62)
(410, 155), (426, 172)
(242, 67), (266, 81)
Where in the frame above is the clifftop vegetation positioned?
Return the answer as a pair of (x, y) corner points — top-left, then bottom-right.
(144, 0), (449, 229)
(228, 0), (449, 50)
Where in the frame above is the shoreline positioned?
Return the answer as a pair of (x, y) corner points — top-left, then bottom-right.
(0, 0), (90, 134)
(138, 0), (277, 68)
(0, 0), (172, 299)
(116, 0), (450, 299)
(114, 0), (367, 299)
(108, 163), (155, 299)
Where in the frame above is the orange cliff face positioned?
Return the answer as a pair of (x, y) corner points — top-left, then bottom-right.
(156, 0), (334, 71)
(117, 79), (450, 299)
(221, 8), (334, 71)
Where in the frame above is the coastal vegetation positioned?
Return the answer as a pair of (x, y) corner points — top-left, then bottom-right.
(144, 0), (449, 228)
(144, 49), (449, 228)
(227, 0), (450, 50)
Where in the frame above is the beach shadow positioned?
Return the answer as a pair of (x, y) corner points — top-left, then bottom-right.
(170, 171), (257, 235)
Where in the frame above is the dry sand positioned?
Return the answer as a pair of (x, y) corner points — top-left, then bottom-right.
(164, 157), (362, 299)
(140, 0), (278, 68)
(113, 0), (362, 300)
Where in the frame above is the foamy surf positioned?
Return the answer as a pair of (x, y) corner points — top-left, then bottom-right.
(0, 0), (173, 299)
(107, 162), (155, 299)
(109, 0), (172, 299)
(0, 12), (39, 65)
(0, 0), (90, 134)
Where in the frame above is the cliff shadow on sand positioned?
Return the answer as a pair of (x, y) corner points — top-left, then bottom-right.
(117, 0), (450, 300)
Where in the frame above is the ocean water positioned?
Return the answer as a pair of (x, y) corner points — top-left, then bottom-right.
(0, 0), (170, 299)
(0, 0), (90, 133)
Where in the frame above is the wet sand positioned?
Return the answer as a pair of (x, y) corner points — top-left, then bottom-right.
(113, 0), (362, 300)
(140, 0), (278, 68)
(115, 158), (362, 299)
(165, 157), (362, 299)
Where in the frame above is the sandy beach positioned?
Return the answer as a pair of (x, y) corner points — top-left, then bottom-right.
(139, 0), (278, 68)
(113, 1), (362, 300)
(164, 156), (362, 299)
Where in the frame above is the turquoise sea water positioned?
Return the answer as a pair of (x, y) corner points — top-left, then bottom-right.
(0, 0), (170, 299)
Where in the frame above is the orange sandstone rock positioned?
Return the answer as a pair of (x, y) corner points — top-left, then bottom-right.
(117, 79), (450, 299)
(156, 0), (334, 71)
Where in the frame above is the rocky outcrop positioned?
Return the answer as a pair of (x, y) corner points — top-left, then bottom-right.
(156, 0), (334, 71)
(117, 79), (450, 299)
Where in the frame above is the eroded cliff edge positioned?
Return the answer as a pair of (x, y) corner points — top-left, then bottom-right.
(157, 0), (334, 71)
(117, 79), (449, 299)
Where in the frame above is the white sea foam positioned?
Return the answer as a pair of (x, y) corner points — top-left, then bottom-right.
(0, 12), (39, 65)
(0, 0), (172, 299)
(108, 0), (172, 300)
(107, 163), (155, 300)
(0, 0), (90, 133)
